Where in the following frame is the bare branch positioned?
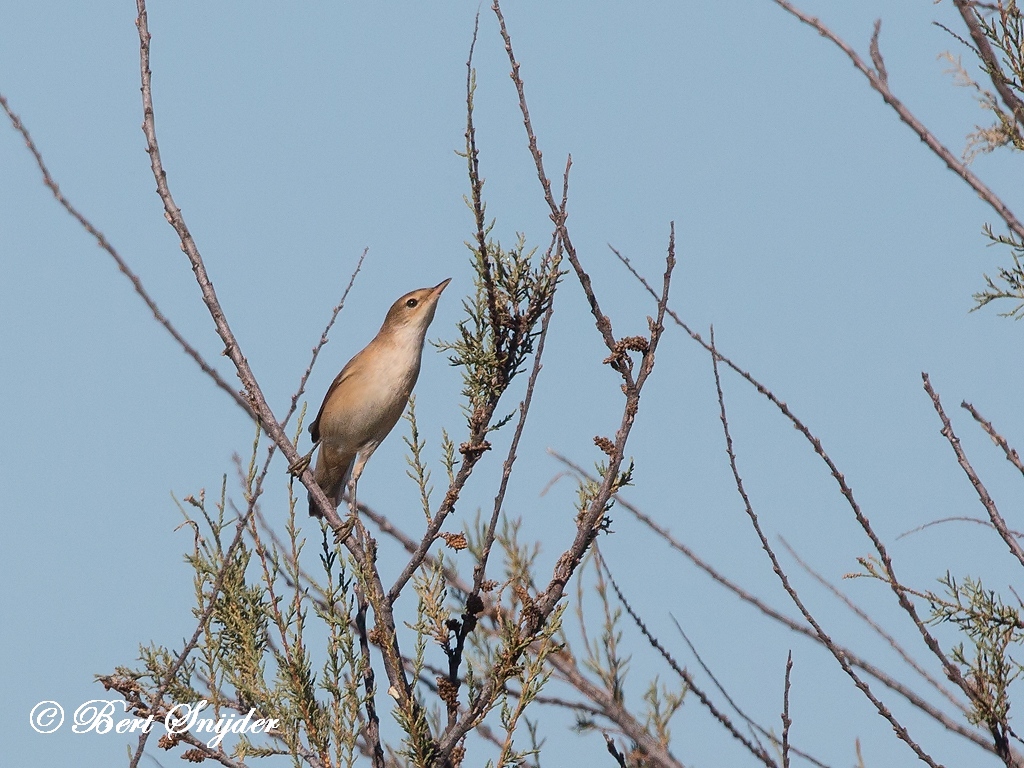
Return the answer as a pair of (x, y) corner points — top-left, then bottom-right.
(669, 615), (830, 768)
(770, 0), (1024, 241)
(464, 12), (502, 360)
(710, 329), (944, 768)
(962, 400), (1024, 479)
(469, 156), (568, 603)
(490, 0), (624, 376)
(898, 515), (1024, 541)
(130, 5), (425, 757)
(781, 651), (793, 768)
(596, 553), (777, 768)
(430, 8), (677, 760)
(781, 537), (964, 712)
(549, 449), (999, 750)
(923, 374), (1024, 569)
(284, 248), (367, 431)
(545, 652), (684, 768)
(870, 19), (888, 86)
(952, 0), (1024, 135)
(132, 0), (344, 529)
(615, 248), (977, 716)
(0, 92), (254, 418)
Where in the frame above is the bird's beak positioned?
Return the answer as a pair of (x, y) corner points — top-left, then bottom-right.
(431, 278), (452, 296)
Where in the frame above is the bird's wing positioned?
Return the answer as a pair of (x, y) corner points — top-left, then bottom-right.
(309, 359), (358, 444)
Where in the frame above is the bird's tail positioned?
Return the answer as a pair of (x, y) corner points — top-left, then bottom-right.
(308, 447), (354, 518)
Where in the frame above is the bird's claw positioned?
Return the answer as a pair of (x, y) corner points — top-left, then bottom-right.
(288, 449), (314, 477)
(332, 512), (357, 543)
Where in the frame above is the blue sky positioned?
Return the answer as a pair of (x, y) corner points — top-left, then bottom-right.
(3, 2), (1023, 766)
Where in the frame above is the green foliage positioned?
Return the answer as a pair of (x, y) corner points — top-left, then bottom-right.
(574, 460), (634, 533)
(942, 1), (1024, 317)
(439, 230), (559, 425)
(583, 559), (629, 708)
(929, 573), (1024, 729)
(313, 531), (364, 768)
(971, 1), (1024, 153)
(104, 474), (376, 764)
(443, 56), (561, 442)
(404, 396), (435, 521)
(973, 226), (1024, 319)
(98, 19), (669, 767)
(641, 678), (686, 751)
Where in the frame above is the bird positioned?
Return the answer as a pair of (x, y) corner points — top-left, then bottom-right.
(307, 278), (451, 517)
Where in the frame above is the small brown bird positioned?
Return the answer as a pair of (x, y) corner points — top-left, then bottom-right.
(308, 278), (451, 517)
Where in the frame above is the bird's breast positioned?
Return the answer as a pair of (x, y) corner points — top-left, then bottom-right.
(317, 337), (423, 452)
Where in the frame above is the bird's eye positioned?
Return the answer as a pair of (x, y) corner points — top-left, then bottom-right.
(406, 298), (418, 308)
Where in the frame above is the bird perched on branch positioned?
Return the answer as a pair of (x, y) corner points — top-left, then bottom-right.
(307, 278), (451, 517)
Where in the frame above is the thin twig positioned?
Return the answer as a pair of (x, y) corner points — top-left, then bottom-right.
(923, 374), (1024, 569)
(782, 652), (793, 768)
(464, 12), (502, 361)
(433, 6), (675, 760)
(897, 516), (1024, 541)
(869, 19), (888, 86)
(771, 0), (1024, 240)
(284, 248), (367, 431)
(615, 248), (975, 715)
(962, 400), (1024, 479)
(133, 0), (342, 529)
(667, 615), (829, 768)
(595, 553), (777, 767)
(464, 25), (568, 608)
(0, 92), (253, 418)
(490, 1), (623, 376)
(469, 216), (564, 598)
(385, 84), (562, 614)
(131, 2), (418, 754)
(668, 616), (764, 750)
(710, 328), (944, 768)
(549, 449), (995, 750)
(545, 652), (684, 768)
(780, 537), (964, 712)
(952, 0), (1024, 138)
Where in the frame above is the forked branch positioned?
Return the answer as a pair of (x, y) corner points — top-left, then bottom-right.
(770, 0), (1024, 241)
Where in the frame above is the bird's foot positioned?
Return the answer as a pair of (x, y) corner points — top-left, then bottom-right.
(332, 510), (358, 543)
(288, 449), (315, 477)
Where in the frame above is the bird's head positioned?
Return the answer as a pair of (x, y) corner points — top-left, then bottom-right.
(380, 278), (451, 340)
